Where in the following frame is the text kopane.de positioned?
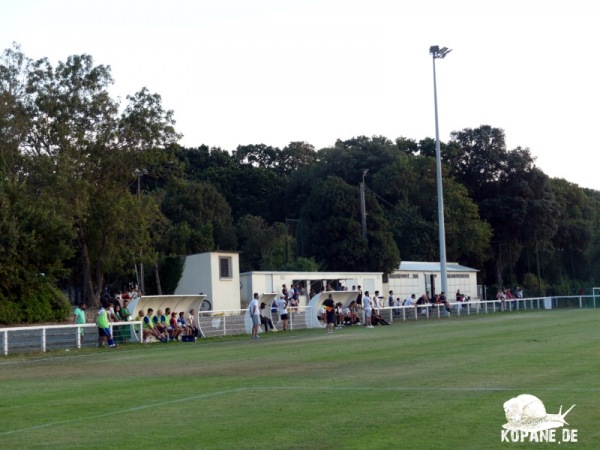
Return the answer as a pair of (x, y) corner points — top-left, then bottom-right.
(501, 429), (578, 443)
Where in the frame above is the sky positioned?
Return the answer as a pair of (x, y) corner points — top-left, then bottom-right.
(2, 0), (599, 189)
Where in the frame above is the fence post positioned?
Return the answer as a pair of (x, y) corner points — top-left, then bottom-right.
(3, 330), (7, 356)
(41, 327), (47, 353)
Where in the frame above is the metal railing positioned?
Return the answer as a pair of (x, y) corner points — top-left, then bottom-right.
(1, 296), (597, 356)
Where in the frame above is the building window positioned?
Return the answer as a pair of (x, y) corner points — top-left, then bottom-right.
(219, 257), (232, 279)
(389, 274), (410, 279)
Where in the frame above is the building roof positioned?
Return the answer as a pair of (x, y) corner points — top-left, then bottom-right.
(240, 271), (383, 279)
(398, 261), (478, 273)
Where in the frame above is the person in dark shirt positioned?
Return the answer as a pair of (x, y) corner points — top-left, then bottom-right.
(322, 294), (336, 333)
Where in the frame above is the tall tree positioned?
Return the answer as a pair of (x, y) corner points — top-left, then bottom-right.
(373, 154), (492, 266)
(4, 45), (180, 305)
(160, 180), (236, 253)
(279, 141), (318, 175)
(301, 176), (399, 273)
(448, 125), (559, 286)
(236, 215), (293, 272)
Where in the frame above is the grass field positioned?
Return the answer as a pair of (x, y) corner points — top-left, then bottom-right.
(1, 309), (599, 449)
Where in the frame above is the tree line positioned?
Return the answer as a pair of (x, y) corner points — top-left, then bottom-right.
(1, 45), (599, 323)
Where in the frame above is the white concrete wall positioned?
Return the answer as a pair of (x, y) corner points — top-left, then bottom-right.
(175, 252), (241, 311)
(240, 272), (383, 306)
(208, 252), (240, 311)
(385, 271), (478, 301)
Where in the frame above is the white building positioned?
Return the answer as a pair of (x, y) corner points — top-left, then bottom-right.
(173, 253), (479, 311)
(174, 251), (241, 311)
(386, 261), (478, 301)
(239, 271), (383, 308)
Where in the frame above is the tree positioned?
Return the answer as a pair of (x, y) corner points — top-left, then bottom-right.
(206, 163), (286, 223)
(279, 141), (318, 175)
(160, 180), (236, 253)
(448, 125), (509, 195)
(448, 125), (559, 286)
(301, 176), (399, 273)
(2, 45), (180, 305)
(316, 135), (401, 185)
(0, 45), (76, 303)
(236, 215), (293, 272)
(373, 154), (492, 266)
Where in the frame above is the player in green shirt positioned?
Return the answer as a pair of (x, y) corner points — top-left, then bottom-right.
(97, 302), (117, 348)
(73, 303), (86, 337)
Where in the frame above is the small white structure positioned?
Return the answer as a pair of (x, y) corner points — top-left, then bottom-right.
(128, 294), (207, 338)
(386, 261), (478, 301)
(174, 251), (241, 311)
(239, 271), (383, 308)
(306, 290), (360, 328)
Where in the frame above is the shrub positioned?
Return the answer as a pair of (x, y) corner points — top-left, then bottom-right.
(0, 295), (23, 325)
(21, 283), (70, 324)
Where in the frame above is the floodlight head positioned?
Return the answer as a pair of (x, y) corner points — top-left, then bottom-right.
(430, 45), (452, 59)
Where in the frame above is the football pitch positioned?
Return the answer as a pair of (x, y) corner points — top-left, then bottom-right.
(1, 309), (598, 449)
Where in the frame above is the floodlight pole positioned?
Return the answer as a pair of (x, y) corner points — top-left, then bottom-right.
(430, 45), (451, 295)
(360, 169), (368, 240)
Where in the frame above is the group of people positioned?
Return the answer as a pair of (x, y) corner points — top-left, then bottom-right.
(496, 286), (523, 311)
(399, 291), (455, 315)
(315, 288), (392, 332)
(74, 294), (202, 348)
(358, 289), (392, 328)
(74, 298), (134, 348)
(137, 307), (200, 343)
(248, 290), (292, 339)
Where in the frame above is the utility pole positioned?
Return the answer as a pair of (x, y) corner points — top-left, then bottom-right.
(360, 170), (368, 240)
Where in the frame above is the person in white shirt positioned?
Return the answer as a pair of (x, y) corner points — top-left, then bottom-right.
(276, 295), (289, 331)
(404, 294), (416, 306)
(249, 293), (261, 339)
(363, 291), (373, 328)
(372, 291), (382, 309)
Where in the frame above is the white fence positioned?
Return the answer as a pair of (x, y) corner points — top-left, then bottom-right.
(1, 295), (597, 356)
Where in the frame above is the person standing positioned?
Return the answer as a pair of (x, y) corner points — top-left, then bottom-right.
(322, 294), (336, 333)
(363, 291), (373, 328)
(113, 303), (125, 343)
(515, 286), (523, 309)
(388, 290), (395, 307)
(276, 294), (289, 331)
(372, 291), (382, 310)
(121, 300), (132, 321)
(249, 293), (261, 339)
(119, 299), (132, 342)
(73, 302), (87, 337)
(97, 302), (117, 348)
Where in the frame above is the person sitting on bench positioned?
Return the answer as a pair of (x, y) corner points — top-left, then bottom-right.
(260, 302), (277, 332)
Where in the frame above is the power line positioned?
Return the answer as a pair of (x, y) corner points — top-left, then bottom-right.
(364, 185), (436, 232)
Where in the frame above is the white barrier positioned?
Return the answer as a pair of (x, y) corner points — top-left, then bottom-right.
(0, 321), (143, 356)
(0, 295), (596, 355)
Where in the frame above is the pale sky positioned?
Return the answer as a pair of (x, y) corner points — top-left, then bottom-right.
(2, 0), (599, 189)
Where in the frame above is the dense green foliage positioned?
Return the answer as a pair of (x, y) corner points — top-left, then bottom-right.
(2, 44), (600, 321)
(0, 283), (69, 324)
